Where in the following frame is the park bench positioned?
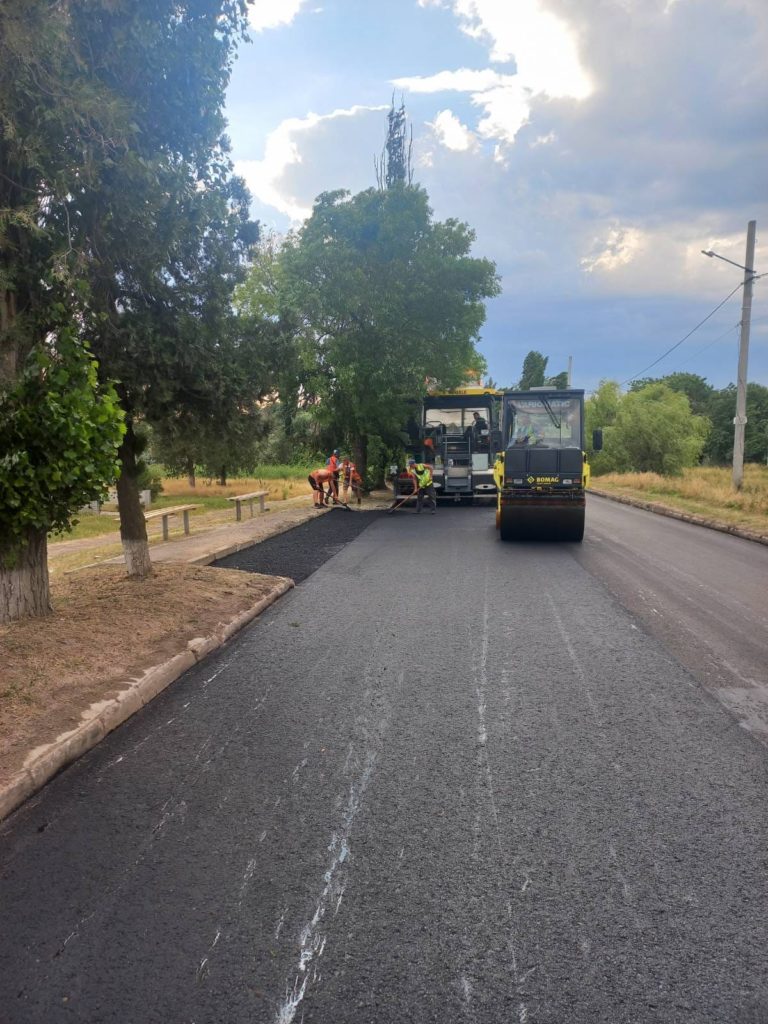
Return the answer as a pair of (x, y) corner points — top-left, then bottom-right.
(227, 490), (270, 521)
(144, 504), (198, 541)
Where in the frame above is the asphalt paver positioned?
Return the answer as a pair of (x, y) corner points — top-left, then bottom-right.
(1, 507), (766, 1024)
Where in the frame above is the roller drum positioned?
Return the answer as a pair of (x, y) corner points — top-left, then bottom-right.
(499, 501), (584, 542)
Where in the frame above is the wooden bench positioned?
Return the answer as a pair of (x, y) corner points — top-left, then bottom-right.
(227, 490), (269, 521)
(144, 504), (198, 541)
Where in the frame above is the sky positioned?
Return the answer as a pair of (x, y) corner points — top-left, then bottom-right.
(226, 0), (768, 392)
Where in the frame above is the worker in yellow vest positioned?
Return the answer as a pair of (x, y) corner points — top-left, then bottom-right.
(408, 459), (437, 514)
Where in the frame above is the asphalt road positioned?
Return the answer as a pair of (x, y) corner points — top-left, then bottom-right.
(1, 503), (767, 1023)
(578, 494), (768, 744)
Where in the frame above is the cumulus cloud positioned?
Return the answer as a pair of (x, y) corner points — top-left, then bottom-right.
(395, 1), (592, 150)
(248, 0), (310, 32)
(428, 110), (477, 151)
(235, 105), (388, 223)
(581, 226), (646, 275)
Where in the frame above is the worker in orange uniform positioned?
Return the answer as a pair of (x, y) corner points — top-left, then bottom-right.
(308, 466), (336, 508)
(341, 458), (363, 505)
(327, 448), (341, 503)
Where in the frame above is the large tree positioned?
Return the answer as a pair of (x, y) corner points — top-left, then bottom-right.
(0, 0), (126, 622)
(62, 0), (255, 576)
(279, 186), (498, 479)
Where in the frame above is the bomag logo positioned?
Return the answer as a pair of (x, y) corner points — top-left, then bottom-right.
(527, 475), (560, 484)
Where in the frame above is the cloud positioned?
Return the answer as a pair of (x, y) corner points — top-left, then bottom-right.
(395, 1), (593, 150)
(428, 110), (477, 151)
(247, 0), (310, 32)
(235, 105), (388, 223)
(413, 0), (592, 96)
(394, 68), (510, 93)
(581, 226), (646, 275)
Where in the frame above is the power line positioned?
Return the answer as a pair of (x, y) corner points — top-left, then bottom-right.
(665, 321), (740, 374)
(620, 280), (746, 387)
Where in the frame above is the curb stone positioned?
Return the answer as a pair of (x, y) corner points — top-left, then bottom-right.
(0, 576), (294, 824)
(589, 488), (768, 546)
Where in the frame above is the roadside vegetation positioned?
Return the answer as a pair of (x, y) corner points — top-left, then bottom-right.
(2, 0), (496, 628)
(592, 465), (768, 535)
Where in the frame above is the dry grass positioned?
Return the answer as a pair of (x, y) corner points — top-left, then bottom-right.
(593, 465), (768, 534)
(0, 564), (283, 784)
(162, 474), (311, 504)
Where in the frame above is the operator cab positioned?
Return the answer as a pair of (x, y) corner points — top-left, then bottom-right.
(504, 393), (583, 451)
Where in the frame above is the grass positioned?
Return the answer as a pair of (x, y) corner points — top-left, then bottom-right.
(592, 464), (768, 534)
(48, 468), (316, 547)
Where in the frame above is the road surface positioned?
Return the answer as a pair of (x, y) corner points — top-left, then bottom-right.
(1, 502), (766, 1023)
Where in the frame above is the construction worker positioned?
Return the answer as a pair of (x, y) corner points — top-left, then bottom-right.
(341, 458), (363, 505)
(308, 466), (336, 508)
(327, 449), (341, 502)
(410, 459), (437, 514)
(387, 461), (417, 512)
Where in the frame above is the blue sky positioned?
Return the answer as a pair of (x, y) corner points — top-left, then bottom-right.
(227, 0), (768, 392)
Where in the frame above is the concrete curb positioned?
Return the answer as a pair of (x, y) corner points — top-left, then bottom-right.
(590, 488), (768, 546)
(0, 576), (294, 824)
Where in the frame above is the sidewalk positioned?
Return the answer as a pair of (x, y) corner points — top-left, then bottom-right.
(1, 492), (393, 821)
(52, 493), (392, 574)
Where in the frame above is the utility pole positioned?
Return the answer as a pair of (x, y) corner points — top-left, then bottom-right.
(567, 355), (573, 388)
(733, 220), (756, 491)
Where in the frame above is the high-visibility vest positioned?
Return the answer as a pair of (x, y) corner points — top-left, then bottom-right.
(414, 464), (432, 488)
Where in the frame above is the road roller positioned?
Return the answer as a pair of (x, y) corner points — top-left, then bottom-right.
(494, 388), (599, 542)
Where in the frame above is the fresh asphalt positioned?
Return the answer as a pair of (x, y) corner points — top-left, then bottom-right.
(1, 503), (767, 1023)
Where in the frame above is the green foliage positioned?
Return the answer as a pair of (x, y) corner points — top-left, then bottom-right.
(585, 379), (622, 473)
(704, 382), (768, 464)
(0, 333), (124, 550)
(279, 186), (499, 467)
(630, 373), (714, 416)
(518, 351), (548, 389)
(598, 383), (709, 475)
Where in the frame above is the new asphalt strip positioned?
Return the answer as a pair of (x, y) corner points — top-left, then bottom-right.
(214, 508), (382, 582)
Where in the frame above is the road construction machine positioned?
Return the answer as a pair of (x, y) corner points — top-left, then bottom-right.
(494, 388), (599, 542)
(394, 387), (502, 502)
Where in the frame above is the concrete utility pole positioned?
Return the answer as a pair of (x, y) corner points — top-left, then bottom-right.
(733, 220), (756, 491)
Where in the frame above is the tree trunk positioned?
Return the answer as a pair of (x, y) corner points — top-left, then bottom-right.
(186, 458), (196, 489)
(219, 467), (227, 486)
(0, 529), (52, 625)
(117, 420), (153, 578)
(353, 434), (369, 495)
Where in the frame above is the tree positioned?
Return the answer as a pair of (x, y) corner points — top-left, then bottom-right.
(604, 383), (709, 475)
(61, 0), (255, 577)
(705, 382), (768, 465)
(375, 97), (413, 189)
(584, 380), (622, 474)
(518, 351), (548, 389)
(630, 372), (714, 417)
(0, 0), (126, 622)
(279, 187), (498, 480)
(545, 371), (569, 389)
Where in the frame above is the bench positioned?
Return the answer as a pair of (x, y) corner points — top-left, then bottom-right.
(144, 504), (199, 541)
(227, 490), (269, 521)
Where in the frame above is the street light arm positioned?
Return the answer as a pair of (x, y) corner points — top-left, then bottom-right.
(700, 249), (755, 274)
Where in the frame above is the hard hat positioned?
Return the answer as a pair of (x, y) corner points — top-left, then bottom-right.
(333, 449), (339, 455)
(408, 458), (416, 465)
